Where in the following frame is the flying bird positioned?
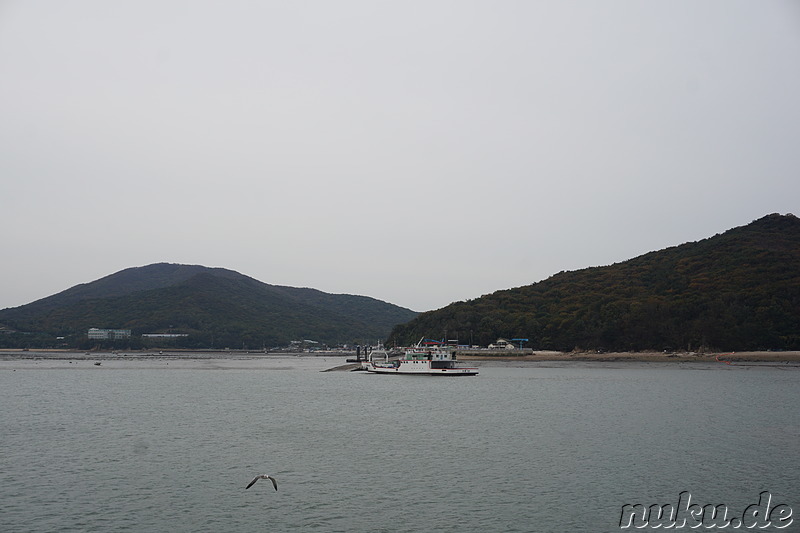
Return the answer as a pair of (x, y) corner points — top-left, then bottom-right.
(246, 474), (278, 491)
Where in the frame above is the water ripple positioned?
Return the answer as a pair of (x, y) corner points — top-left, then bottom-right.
(1, 361), (797, 532)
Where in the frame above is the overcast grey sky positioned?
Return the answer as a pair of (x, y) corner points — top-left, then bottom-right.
(1, 1), (798, 312)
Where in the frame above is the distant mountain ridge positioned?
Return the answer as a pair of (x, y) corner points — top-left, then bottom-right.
(7, 264), (241, 313)
(387, 213), (800, 351)
(0, 263), (418, 348)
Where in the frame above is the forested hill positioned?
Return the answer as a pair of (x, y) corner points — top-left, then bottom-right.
(0, 263), (417, 348)
(387, 213), (800, 352)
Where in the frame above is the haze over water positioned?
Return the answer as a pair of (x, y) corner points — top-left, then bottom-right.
(2, 355), (798, 532)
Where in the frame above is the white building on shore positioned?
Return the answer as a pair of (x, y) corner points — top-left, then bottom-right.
(488, 338), (516, 350)
(88, 328), (131, 340)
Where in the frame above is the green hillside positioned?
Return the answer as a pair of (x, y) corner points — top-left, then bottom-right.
(0, 263), (417, 349)
(387, 214), (800, 352)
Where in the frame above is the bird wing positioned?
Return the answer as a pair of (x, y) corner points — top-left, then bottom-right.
(269, 476), (278, 491)
(245, 476), (260, 489)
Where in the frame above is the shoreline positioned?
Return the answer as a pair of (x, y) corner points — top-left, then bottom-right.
(458, 350), (800, 363)
(2, 350), (799, 371)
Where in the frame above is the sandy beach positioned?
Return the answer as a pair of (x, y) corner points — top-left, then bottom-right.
(459, 350), (800, 364)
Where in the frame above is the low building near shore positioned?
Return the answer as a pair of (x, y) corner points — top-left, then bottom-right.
(88, 328), (131, 340)
(488, 338), (516, 350)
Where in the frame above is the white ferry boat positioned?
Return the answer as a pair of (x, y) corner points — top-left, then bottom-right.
(366, 339), (478, 376)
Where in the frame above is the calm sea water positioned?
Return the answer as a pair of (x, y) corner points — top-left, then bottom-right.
(1, 355), (798, 532)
